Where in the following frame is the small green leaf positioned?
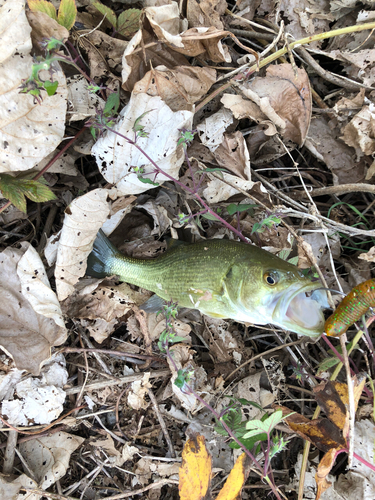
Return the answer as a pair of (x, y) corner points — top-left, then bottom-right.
(43, 80), (59, 96)
(244, 410), (286, 438)
(104, 91), (120, 115)
(201, 212), (219, 221)
(91, 1), (117, 28)
(227, 203), (257, 216)
(117, 8), (141, 37)
(27, 0), (57, 21)
(137, 176), (159, 186)
(174, 369), (187, 389)
(58, 0), (77, 30)
(0, 175), (56, 213)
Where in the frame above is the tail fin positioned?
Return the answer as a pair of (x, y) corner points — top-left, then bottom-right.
(86, 229), (119, 278)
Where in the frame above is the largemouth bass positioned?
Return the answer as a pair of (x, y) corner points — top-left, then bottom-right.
(86, 230), (327, 337)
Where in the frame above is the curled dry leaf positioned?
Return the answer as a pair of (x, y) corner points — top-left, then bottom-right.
(359, 246), (375, 263)
(91, 93), (193, 196)
(341, 104), (375, 156)
(19, 431), (85, 489)
(133, 65), (216, 112)
(91, 435), (125, 467)
(0, 0), (67, 173)
(55, 188), (110, 301)
(243, 63), (312, 146)
(128, 372), (152, 410)
(0, 245), (67, 374)
(277, 374), (366, 500)
(122, 4), (230, 89)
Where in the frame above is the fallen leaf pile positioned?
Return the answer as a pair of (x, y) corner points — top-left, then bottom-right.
(1, 0), (375, 498)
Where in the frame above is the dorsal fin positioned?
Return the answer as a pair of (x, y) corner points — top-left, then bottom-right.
(165, 238), (188, 250)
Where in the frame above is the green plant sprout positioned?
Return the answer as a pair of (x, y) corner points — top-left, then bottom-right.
(252, 211), (284, 235)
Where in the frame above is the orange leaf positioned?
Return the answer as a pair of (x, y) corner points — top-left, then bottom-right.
(216, 453), (250, 500)
(179, 434), (212, 500)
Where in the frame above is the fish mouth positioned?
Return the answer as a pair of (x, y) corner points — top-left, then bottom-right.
(271, 282), (327, 337)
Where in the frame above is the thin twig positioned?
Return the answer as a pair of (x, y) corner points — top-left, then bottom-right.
(65, 370), (170, 395)
(2, 430), (18, 474)
(148, 388), (176, 458)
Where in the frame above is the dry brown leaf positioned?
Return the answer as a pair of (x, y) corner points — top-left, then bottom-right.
(134, 65), (216, 111)
(221, 93), (267, 122)
(26, 9), (68, 47)
(359, 246), (375, 263)
(179, 434), (212, 500)
(213, 131), (251, 179)
(276, 374), (366, 500)
(0, 246), (67, 375)
(62, 282), (146, 322)
(19, 431), (85, 489)
(244, 63), (311, 145)
(83, 29), (127, 81)
(341, 105), (375, 156)
(186, 0), (227, 30)
(305, 116), (366, 184)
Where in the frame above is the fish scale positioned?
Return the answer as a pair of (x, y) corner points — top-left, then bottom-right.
(86, 230), (328, 336)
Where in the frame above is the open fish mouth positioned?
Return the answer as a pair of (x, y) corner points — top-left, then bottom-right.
(272, 282), (328, 337)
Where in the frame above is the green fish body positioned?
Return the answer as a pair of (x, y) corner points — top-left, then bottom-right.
(86, 230), (327, 337)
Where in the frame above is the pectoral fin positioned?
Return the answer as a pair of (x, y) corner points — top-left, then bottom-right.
(140, 294), (166, 313)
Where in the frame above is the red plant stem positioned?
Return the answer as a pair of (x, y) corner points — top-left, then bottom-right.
(164, 342), (283, 500)
(103, 125), (250, 243)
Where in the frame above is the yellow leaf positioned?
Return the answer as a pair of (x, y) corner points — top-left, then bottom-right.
(216, 453), (249, 500)
(57, 0), (77, 30)
(179, 434), (212, 500)
(27, 0), (57, 21)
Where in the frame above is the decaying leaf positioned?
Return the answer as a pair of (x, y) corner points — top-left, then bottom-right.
(0, 244), (67, 374)
(341, 104), (375, 156)
(305, 115), (366, 184)
(19, 431), (84, 489)
(187, 0), (227, 30)
(276, 374), (366, 499)
(91, 93), (193, 196)
(55, 188), (110, 301)
(242, 63), (312, 146)
(0, 0), (67, 173)
(133, 65), (216, 112)
(1, 353), (68, 425)
(67, 74), (105, 121)
(128, 372), (152, 410)
(179, 434), (212, 500)
(0, 474), (39, 500)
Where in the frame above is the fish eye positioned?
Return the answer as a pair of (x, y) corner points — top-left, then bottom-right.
(264, 271), (279, 286)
